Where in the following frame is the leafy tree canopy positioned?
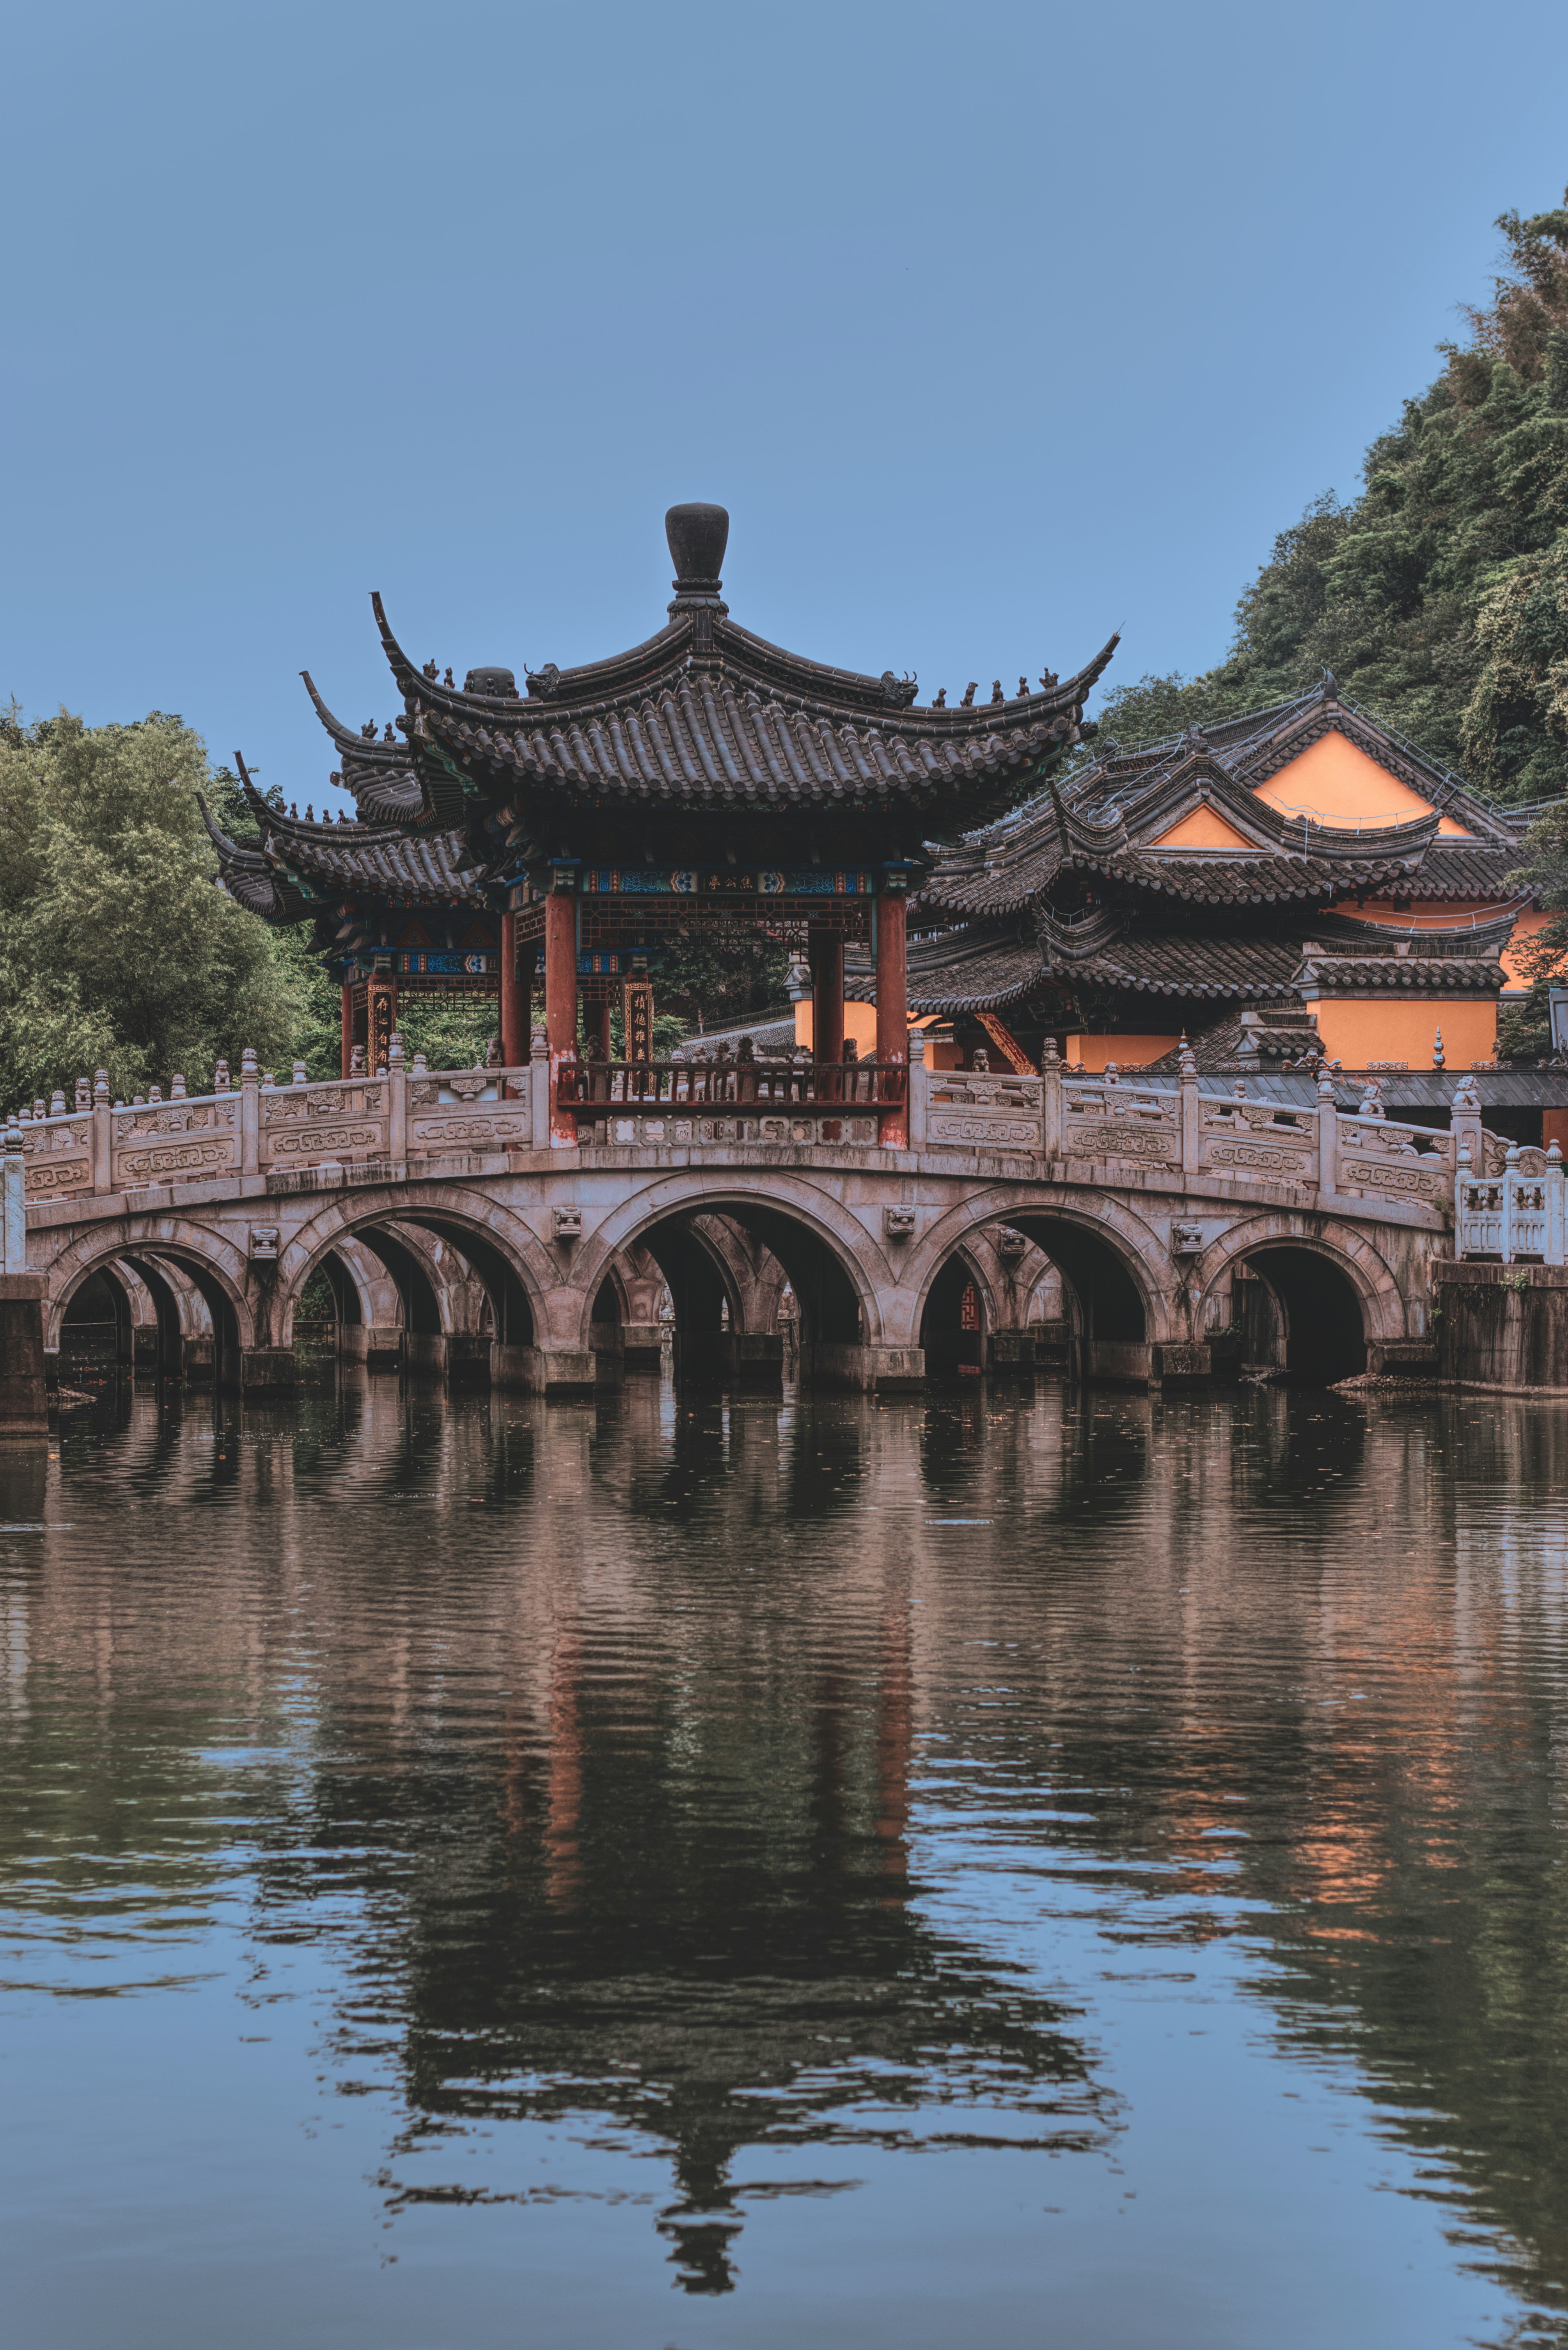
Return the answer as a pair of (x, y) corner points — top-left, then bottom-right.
(1094, 191), (1568, 807)
(0, 705), (303, 1111)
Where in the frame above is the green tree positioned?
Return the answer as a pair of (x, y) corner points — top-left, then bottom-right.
(0, 705), (302, 1109)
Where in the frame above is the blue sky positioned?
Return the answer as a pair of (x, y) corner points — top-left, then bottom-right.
(5, 0), (1567, 817)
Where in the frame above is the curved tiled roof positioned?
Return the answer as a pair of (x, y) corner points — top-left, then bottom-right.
(905, 930), (1045, 1014)
(915, 681), (1531, 921)
(1297, 952), (1504, 994)
(202, 769), (485, 913)
(375, 595), (1119, 839)
(299, 672), (439, 827)
(877, 903), (1514, 1018)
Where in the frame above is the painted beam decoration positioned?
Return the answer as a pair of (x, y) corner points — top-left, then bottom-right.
(581, 868), (876, 898)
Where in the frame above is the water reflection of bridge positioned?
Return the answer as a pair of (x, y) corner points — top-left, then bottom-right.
(7, 1381), (1568, 2310)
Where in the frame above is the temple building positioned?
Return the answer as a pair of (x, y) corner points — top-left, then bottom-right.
(887, 682), (1565, 1122)
(204, 507), (1563, 1138)
(203, 503), (1113, 1144)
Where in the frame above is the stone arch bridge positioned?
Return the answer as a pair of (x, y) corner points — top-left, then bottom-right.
(16, 1042), (1525, 1397)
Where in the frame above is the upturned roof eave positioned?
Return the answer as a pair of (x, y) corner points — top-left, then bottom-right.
(374, 587), (1118, 743)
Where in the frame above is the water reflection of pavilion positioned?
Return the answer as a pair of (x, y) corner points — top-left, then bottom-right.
(231, 1381), (1112, 2292)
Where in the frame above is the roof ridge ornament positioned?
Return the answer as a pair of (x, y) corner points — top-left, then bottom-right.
(666, 502), (730, 617)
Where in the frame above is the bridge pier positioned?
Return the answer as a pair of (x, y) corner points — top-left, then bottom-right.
(0, 1275), (48, 1437)
(488, 1343), (596, 1396)
(806, 1342), (925, 1393)
(622, 1321), (664, 1373)
(241, 1347), (297, 1396)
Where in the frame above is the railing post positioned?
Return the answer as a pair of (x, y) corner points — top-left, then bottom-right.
(1546, 1141), (1566, 1267)
(239, 1047), (259, 1175)
(1179, 1037), (1199, 1175)
(530, 1024), (551, 1151)
(1453, 1136), (1473, 1257)
(1502, 1140), (1520, 1263)
(91, 1069), (112, 1194)
(388, 1032), (408, 1171)
(906, 1026), (928, 1151)
(1041, 1037), (1062, 1162)
(1316, 1065), (1337, 1195)
(2, 1118), (25, 1271)
(1451, 1078), (1484, 1216)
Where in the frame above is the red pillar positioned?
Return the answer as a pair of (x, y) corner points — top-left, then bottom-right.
(545, 884), (578, 1144)
(810, 927), (844, 1076)
(499, 911), (526, 1070)
(340, 982), (353, 1079)
(875, 892), (908, 1148)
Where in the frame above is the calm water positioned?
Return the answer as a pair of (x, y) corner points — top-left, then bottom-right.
(3, 1373), (1568, 2349)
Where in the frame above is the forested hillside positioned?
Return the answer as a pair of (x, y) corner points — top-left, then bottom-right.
(1094, 193), (1568, 807)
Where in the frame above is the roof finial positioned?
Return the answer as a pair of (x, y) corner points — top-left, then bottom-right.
(665, 504), (729, 614)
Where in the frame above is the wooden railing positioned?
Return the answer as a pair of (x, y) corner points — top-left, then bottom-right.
(556, 1054), (905, 1140)
(557, 1054), (906, 1108)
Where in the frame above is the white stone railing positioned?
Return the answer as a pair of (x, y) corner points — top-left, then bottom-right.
(1061, 1076), (1181, 1168)
(924, 1069), (1045, 1155)
(14, 1054), (535, 1203)
(11, 1036), (1529, 1241)
(1454, 1140), (1566, 1264)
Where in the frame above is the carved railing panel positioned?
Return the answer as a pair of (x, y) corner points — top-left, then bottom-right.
(926, 1071), (1042, 1153)
(1334, 1116), (1454, 1209)
(1062, 1081), (1178, 1167)
(257, 1078), (389, 1170)
(926, 1072), (1042, 1153)
(409, 1068), (530, 1157)
(113, 1098), (239, 1189)
(1198, 1100), (1316, 1182)
(19, 1115), (93, 1199)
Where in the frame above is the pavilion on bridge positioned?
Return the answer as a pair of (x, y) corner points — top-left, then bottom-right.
(201, 503), (1114, 1147)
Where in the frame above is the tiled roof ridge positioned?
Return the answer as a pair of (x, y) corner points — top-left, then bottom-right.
(373, 589), (1119, 746)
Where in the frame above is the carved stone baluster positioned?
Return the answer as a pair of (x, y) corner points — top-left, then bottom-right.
(92, 1071), (112, 1195)
(530, 1023), (550, 1152)
(239, 1049), (259, 1175)
(1178, 1037), (1199, 1175)
(1502, 1141), (1520, 1264)
(908, 1026), (928, 1152)
(1316, 1065), (1336, 1196)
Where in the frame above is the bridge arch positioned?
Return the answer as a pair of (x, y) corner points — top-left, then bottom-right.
(277, 1185), (553, 1354)
(571, 1172), (885, 1357)
(44, 1219), (258, 1364)
(906, 1188), (1177, 1370)
(1194, 1213), (1406, 1382)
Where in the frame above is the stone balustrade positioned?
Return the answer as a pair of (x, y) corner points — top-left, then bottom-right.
(1454, 1140), (1567, 1265)
(13, 1059), (534, 1204)
(9, 1043), (1545, 1254)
